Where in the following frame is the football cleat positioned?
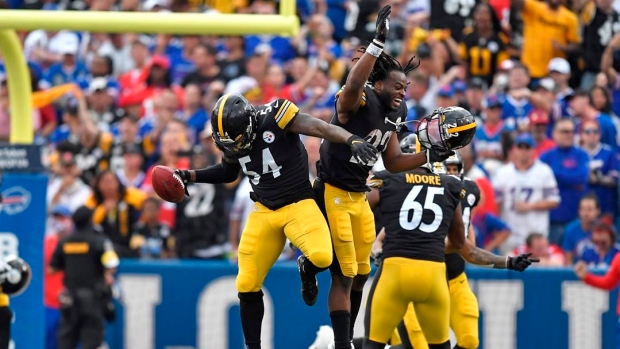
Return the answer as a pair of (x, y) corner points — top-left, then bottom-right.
(308, 325), (334, 349)
(327, 341), (355, 349)
(297, 255), (319, 306)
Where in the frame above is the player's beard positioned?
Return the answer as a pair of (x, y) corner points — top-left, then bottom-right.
(378, 89), (397, 111)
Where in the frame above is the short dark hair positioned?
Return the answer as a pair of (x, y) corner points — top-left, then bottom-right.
(526, 233), (545, 248)
(580, 192), (601, 210)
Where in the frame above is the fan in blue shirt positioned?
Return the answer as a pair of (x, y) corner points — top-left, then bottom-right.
(568, 90), (619, 152)
(562, 194), (602, 264)
(472, 212), (511, 253)
(576, 220), (620, 268)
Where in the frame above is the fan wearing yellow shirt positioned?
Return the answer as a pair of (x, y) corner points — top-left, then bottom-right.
(512, 0), (581, 79)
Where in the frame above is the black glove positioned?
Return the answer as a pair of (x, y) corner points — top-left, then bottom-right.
(426, 148), (454, 164)
(348, 135), (378, 165)
(375, 5), (391, 43)
(372, 252), (382, 267)
(174, 169), (191, 197)
(507, 253), (540, 272)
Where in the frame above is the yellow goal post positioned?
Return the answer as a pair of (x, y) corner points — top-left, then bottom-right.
(0, 0), (298, 144)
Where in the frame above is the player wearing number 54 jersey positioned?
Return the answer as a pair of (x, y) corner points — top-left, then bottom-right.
(173, 93), (377, 349)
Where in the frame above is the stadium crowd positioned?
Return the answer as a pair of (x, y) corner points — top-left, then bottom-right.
(2, 0), (620, 345)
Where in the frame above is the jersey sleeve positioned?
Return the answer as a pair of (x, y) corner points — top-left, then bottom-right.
(443, 175), (466, 206)
(566, 11), (581, 44)
(272, 99), (301, 130)
(465, 179), (482, 208)
(522, 0), (545, 20)
(368, 170), (388, 189)
(335, 85), (367, 107)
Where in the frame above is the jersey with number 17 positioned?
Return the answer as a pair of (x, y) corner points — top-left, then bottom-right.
(233, 99), (314, 210)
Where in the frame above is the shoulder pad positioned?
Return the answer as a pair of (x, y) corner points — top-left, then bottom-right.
(335, 85), (367, 107)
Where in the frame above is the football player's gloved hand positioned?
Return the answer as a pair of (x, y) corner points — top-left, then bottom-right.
(348, 135), (378, 164)
(174, 169), (191, 197)
(426, 148), (454, 164)
(372, 251), (382, 267)
(375, 5), (391, 43)
(507, 253), (539, 272)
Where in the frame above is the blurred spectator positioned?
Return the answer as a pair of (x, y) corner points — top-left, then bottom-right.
(300, 64), (339, 122)
(528, 109), (556, 157)
(97, 33), (134, 76)
(116, 143), (146, 189)
(405, 72), (433, 124)
(174, 147), (229, 259)
(563, 193), (601, 265)
(576, 219), (620, 268)
(119, 55), (184, 117)
(46, 145), (93, 213)
(224, 53), (267, 96)
(86, 171), (147, 258)
(460, 145), (498, 218)
(118, 35), (152, 90)
(169, 35), (200, 85)
(244, 0), (297, 63)
(581, 0), (620, 91)
(217, 36), (247, 83)
(109, 114), (156, 172)
(512, 232), (565, 267)
(181, 83), (208, 144)
(547, 57), (573, 111)
(568, 89), (619, 151)
(493, 133), (560, 254)
(601, 33), (620, 117)
(84, 76), (123, 132)
(579, 119), (619, 216)
(132, 197), (173, 259)
(181, 43), (223, 89)
(502, 63), (533, 130)
(460, 3), (509, 87)
(474, 94), (513, 165)
(463, 77), (488, 117)
(472, 212), (511, 253)
(513, 0), (580, 80)
(141, 89), (183, 146)
(540, 119), (590, 244)
(436, 85), (457, 109)
(41, 32), (89, 87)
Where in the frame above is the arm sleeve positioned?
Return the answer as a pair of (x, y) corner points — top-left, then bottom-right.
(194, 160), (241, 184)
(272, 99), (301, 130)
(566, 12), (581, 44)
(584, 254), (620, 290)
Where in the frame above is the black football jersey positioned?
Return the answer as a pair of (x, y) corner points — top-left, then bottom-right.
(370, 170), (465, 263)
(461, 32), (507, 87)
(582, 6), (620, 72)
(430, 0), (483, 40)
(319, 85), (406, 192)
(234, 99), (314, 210)
(445, 178), (481, 279)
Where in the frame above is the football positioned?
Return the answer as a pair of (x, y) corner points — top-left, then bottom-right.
(151, 165), (186, 203)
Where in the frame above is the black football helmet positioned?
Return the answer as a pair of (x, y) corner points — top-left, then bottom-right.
(399, 133), (420, 154)
(416, 106), (476, 151)
(0, 256), (31, 296)
(211, 94), (258, 158)
(443, 151), (464, 177)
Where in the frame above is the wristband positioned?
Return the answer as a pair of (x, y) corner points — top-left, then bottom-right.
(366, 41), (384, 58)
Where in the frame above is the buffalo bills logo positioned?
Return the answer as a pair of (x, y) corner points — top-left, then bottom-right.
(0, 186), (31, 215)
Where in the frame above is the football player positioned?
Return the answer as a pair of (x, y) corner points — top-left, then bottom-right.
(367, 135), (538, 349)
(0, 256), (32, 349)
(314, 6), (476, 348)
(173, 93), (377, 349)
(363, 134), (469, 349)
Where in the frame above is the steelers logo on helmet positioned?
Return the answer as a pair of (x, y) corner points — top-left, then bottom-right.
(416, 106), (476, 151)
(399, 133), (420, 154)
(211, 93), (258, 158)
(431, 162), (447, 174)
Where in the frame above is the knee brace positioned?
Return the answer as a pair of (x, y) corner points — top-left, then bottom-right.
(307, 250), (333, 270)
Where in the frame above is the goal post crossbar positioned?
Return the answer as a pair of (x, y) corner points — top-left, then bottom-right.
(1, 0), (298, 144)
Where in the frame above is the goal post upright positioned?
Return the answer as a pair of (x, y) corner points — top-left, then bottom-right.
(0, 0), (298, 144)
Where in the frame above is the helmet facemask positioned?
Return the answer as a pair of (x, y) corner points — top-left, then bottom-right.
(213, 108), (258, 158)
(416, 110), (452, 151)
